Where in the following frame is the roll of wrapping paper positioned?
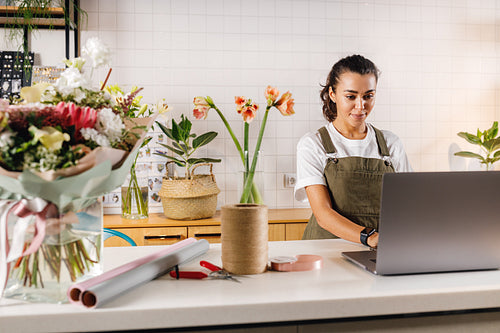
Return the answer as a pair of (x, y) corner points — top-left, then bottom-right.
(67, 238), (209, 308)
(67, 238), (196, 305)
(221, 204), (268, 275)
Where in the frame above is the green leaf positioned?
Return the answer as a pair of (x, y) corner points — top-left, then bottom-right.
(158, 143), (185, 156)
(487, 121), (499, 140)
(160, 155), (186, 167)
(171, 118), (183, 141)
(155, 121), (174, 140)
(179, 114), (192, 135)
(193, 131), (218, 149)
(172, 141), (188, 153)
(490, 138), (500, 152)
(493, 150), (500, 158)
(454, 151), (486, 162)
(187, 157), (222, 165)
(457, 132), (481, 145)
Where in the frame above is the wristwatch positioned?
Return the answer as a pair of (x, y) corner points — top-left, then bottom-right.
(360, 227), (376, 247)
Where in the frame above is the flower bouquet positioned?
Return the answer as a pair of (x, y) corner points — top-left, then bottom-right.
(0, 38), (156, 303)
(193, 86), (294, 203)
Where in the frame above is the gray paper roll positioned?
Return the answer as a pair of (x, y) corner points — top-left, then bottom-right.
(82, 239), (209, 308)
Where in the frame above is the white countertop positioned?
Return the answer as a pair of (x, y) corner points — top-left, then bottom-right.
(3, 239), (500, 332)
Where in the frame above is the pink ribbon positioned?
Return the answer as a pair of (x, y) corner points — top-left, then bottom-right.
(1, 198), (57, 296)
(7, 198), (57, 258)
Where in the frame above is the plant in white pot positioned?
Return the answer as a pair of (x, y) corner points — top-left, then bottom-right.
(455, 121), (500, 171)
(155, 115), (222, 220)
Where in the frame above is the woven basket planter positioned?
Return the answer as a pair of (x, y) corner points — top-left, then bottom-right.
(159, 162), (220, 220)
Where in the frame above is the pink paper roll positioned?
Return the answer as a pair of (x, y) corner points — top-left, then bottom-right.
(67, 237), (196, 305)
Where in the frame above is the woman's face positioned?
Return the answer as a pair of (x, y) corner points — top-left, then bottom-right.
(329, 72), (377, 130)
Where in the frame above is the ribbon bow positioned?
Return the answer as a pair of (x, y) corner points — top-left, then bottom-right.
(0, 198), (57, 297)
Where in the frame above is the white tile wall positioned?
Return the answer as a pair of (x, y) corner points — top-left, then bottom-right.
(2, 0), (500, 211)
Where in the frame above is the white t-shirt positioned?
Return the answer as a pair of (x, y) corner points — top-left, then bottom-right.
(294, 122), (413, 202)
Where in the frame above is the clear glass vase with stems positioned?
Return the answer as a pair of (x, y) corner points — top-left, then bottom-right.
(239, 150), (264, 204)
(121, 161), (149, 220)
(4, 199), (103, 304)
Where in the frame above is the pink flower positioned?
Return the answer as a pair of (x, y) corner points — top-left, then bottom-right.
(235, 96), (248, 113)
(193, 96), (211, 119)
(54, 101), (98, 141)
(193, 105), (210, 120)
(275, 91), (295, 116)
(241, 104), (259, 123)
(193, 96), (209, 107)
(265, 86), (280, 104)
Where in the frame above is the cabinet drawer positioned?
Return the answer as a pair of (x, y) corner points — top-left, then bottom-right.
(188, 226), (221, 243)
(269, 224), (285, 241)
(285, 223), (307, 241)
(143, 227), (188, 246)
(104, 228), (143, 247)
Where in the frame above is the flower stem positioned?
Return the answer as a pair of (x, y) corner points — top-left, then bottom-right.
(212, 105), (245, 163)
(240, 105), (271, 203)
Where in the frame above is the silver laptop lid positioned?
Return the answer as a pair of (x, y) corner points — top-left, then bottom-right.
(376, 171), (500, 275)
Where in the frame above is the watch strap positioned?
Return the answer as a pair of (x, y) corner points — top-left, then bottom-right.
(360, 227), (376, 246)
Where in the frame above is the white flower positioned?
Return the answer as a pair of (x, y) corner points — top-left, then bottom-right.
(82, 37), (111, 69)
(80, 128), (111, 147)
(95, 108), (125, 144)
(0, 131), (14, 148)
(54, 68), (90, 96)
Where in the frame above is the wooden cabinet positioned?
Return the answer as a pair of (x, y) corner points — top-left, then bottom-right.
(103, 209), (311, 247)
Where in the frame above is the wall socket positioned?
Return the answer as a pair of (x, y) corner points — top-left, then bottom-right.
(283, 173), (297, 188)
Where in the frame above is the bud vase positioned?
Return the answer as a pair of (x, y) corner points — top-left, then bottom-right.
(238, 150), (264, 204)
(121, 167), (148, 220)
(3, 198), (103, 304)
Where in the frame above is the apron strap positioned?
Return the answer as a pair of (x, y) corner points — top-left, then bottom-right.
(318, 126), (336, 154)
(372, 126), (390, 157)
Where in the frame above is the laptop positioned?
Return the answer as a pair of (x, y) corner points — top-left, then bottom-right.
(342, 171), (500, 275)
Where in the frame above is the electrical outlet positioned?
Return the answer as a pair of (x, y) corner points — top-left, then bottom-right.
(283, 173), (297, 188)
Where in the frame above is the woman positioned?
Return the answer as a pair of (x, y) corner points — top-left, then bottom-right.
(295, 55), (412, 248)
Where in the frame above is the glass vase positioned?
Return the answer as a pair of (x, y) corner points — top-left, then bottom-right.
(121, 167), (148, 220)
(3, 199), (103, 304)
(238, 150), (264, 204)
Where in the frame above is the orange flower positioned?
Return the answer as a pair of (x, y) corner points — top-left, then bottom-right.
(275, 91), (295, 116)
(265, 86), (280, 104)
(234, 96), (248, 113)
(241, 104), (259, 123)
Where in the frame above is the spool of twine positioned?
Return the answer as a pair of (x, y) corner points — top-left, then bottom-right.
(221, 203), (268, 275)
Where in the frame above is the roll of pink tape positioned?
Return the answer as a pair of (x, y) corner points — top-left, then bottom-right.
(270, 254), (323, 272)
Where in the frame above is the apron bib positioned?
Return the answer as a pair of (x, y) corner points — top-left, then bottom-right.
(302, 126), (395, 239)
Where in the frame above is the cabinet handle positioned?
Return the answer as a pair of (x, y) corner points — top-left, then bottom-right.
(144, 235), (182, 240)
(194, 233), (221, 238)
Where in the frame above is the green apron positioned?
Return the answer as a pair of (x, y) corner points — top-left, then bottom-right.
(302, 126), (395, 239)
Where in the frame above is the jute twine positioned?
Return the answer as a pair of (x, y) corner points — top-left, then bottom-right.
(221, 203), (268, 275)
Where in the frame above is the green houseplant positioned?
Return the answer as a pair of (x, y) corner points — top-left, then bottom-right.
(155, 115), (222, 220)
(455, 121), (500, 171)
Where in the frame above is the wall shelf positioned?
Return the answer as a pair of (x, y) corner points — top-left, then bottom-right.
(0, 0), (80, 59)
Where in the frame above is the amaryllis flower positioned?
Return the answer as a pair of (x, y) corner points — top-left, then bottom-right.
(241, 104), (259, 123)
(265, 86), (280, 104)
(234, 96), (248, 112)
(193, 96), (211, 119)
(275, 91), (295, 116)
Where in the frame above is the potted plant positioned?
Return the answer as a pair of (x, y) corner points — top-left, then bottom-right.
(455, 121), (500, 171)
(155, 114), (221, 220)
